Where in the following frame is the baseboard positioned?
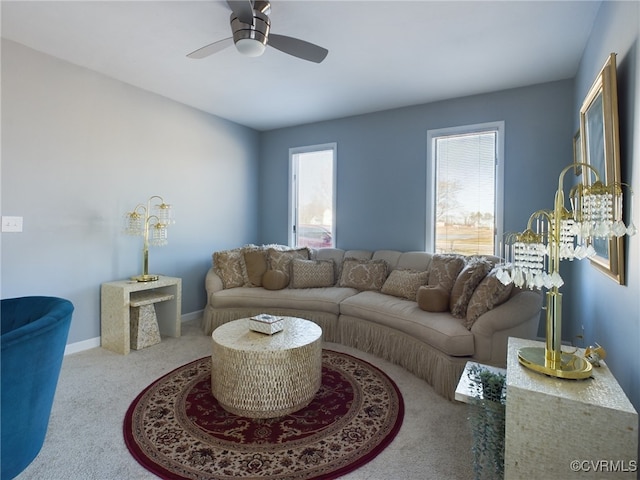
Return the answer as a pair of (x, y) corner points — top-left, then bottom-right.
(181, 309), (203, 323)
(64, 337), (101, 356)
(64, 310), (204, 356)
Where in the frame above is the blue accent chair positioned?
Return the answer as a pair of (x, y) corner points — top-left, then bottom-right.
(1, 296), (73, 479)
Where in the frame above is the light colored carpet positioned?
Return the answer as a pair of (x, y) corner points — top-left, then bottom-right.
(15, 319), (474, 480)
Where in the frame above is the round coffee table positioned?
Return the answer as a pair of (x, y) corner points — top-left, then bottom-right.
(211, 317), (322, 418)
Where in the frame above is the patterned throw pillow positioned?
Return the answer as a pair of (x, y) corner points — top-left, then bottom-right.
(290, 259), (335, 288)
(417, 285), (450, 312)
(465, 268), (514, 329)
(267, 247), (310, 280)
(381, 269), (429, 301)
(338, 258), (389, 291)
(450, 258), (492, 319)
(427, 254), (465, 294)
(213, 249), (248, 289)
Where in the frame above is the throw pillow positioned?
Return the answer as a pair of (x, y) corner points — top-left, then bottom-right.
(427, 254), (465, 294)
(450, 258), (492, 319)
(381, 269), (429, 301)
(243, 249), (268, 287)
(290, 259), (335, 289)
(213, 249), (247, 289)
(465, 268), (514, 329)
(416, 285), (450, 312)
(262, 270), (289, 290)
(338, 258), (389, 291)
(267, 247), (310, 281)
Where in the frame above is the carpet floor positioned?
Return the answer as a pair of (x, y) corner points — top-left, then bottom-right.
(15, 319), (474, 480)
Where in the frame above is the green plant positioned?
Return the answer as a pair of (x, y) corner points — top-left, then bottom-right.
(467, 365), (506, 480)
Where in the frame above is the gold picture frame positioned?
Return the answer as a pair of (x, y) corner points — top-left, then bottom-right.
(573, 129), (582, 176)
(579, 53), (624, 284)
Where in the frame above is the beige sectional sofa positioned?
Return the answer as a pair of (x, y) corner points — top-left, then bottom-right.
(203, 246), (542, 400)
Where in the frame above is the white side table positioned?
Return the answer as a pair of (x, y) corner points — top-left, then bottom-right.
(101, 276), (181, 355)
(505, 337), (638, 478)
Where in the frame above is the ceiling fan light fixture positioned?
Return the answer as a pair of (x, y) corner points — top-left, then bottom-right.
(235, 38), (267, 57)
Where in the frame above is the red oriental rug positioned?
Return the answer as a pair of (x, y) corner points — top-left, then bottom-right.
(124, 350), (404, 479)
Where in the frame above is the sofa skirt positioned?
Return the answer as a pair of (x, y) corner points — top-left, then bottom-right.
(202, 305), (340, 343)
(338, 315), (468, 400)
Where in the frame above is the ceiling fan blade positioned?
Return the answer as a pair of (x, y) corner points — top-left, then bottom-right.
(227, 0), (254, 24)
(187, 37), (234, 59)
(268, 33), (328, 63)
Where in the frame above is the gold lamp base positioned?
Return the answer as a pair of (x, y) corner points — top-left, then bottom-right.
(131, 274), (159, 282)
(518, 346), (593, 380)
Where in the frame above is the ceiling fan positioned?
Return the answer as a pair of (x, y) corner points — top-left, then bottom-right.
(187, 0), (328, 63)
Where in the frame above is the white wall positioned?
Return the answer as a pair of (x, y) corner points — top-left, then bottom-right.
(1, 40), (260, 344)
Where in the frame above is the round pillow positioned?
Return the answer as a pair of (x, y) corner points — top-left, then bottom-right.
(417, 285), (450, 312)
(262, 270), (289, 290)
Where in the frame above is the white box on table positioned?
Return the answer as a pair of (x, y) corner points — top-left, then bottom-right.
(249, 314), (284, 335)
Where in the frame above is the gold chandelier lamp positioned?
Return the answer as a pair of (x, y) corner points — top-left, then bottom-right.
(497, 162), (635, 379)
(124, 195), (174, 282)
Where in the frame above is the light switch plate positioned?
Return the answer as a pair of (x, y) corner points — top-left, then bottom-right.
(2, 216), (23, 232)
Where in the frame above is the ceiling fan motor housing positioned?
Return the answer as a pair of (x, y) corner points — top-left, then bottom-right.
(231, 1), (271, 56)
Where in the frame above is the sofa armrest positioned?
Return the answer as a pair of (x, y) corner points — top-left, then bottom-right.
(471, 289), (543, 337)
(205, 267), (224, 295)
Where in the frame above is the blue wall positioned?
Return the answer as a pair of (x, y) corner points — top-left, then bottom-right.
(1, 40), (260, 345)
(570, 1), (640, 417)
(259, 80), (574, 253)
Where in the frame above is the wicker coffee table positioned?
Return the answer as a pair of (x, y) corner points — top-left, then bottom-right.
(211, 317), (322, 418)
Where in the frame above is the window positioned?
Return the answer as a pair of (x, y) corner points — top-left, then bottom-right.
(289, 143), (336, 248)
(427, 122), (504, 255)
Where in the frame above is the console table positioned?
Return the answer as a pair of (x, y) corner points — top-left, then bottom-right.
(505, 337), (638, 478)
(101, 276), (181, 355)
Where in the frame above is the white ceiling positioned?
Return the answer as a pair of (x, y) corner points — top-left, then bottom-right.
(2, 0), (602, 131)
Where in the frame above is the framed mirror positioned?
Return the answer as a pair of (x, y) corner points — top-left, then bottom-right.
(579, 53), (624, 284)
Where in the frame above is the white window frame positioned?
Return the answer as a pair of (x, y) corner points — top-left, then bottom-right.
(288, 143), (337, 248)
(426, 121), (505, 255)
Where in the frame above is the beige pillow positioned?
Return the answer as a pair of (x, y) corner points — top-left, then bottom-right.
(243, 249), (268, 287)
(213, 249), (247, 289)
(267, 247), (310, 280)
(262, 270), (289, 290)
(450, 258), (492, 319)
(381, 269), (429, 300)
(427, 254), (465, 294)
(465, 268), (514, 329)
(417, 285), (450, 312)
(290, 259), (335, 288)
(338, 258), (388, 291)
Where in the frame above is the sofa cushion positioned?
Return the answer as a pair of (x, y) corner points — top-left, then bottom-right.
(210, 286), (359, 315)
(381, 269), (429, 301)
(465, 267), (514, 329)
(338, 258), (388, 291)
(396, 251), (432, 271)
(340, 291), (474, 356)
(262, 270), (289, 290)
(213, 249), (248, 289)
(290, 259), (335, 288)
(244, 249), (268, 287)
(427, 254), (465, 293)
(416, 285), (450, 312)
(450, 258), (492, 318)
